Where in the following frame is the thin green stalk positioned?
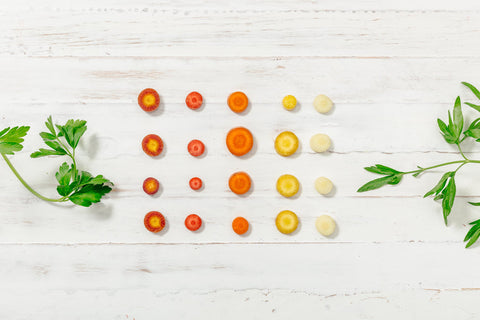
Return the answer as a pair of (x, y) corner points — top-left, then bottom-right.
(456, 142), (469, 161)
(402, 160), (478, 175)
(1, 153), (67, 203)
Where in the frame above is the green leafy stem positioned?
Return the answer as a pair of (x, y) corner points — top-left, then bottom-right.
(358, 82), (480, 248)
(0, 116), (113, 207)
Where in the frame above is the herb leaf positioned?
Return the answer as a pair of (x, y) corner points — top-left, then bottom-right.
(357, 175), (402, 192)
(69, 184), (112, 207)
(464, 219), (480, 248)
(441, 176), (456, 225)
(462, 82), (480, 100)
(0, 126), (30, 155)
(364, 164), (401, 175)
(424, 172), (452, 198)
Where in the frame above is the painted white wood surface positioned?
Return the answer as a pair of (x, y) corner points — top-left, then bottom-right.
(1, 1), (480, 319)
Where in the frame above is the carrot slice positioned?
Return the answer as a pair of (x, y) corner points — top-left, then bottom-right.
(185, 214), (202, 231)
(227, 91), (249, 113)
(228, 171), (252, 195)
(232, 217), (249, 235)
(186, 91), (203, 110)
(138, 88), (160, 112)
(144, 211), (166, 233)
(189, 177), (203, 190)
(142, 134), (164, 157)
(188, 139), (205, 157)
(226, 127), (253, 156)
(143, 177), (160, 195)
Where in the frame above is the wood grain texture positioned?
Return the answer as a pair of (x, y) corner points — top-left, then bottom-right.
(1, 0), (480, 318)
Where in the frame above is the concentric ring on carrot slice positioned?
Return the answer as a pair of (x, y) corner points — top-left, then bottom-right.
(138, 88), (160, 112)
(227, 91), (249, 113)
(142, 134), (164, 157)
(228, 171), (252, 195)
(186, 91), (203, 110)
(232, 217), (249, 235)
(226, 127), (253, 156)
(144, 211), (166, 233)
(143, 177), (160, 195)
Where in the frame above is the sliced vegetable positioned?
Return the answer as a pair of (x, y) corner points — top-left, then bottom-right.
(276, 174), (300, 198)
(189, 177), (203, 190)
(138, 88), (160, 112)
(315, 215), (336, 236)
(142, 134), (164, 157)
(143, 177), (160, 195)
(282, 95), (297, 111)
(144, 211), (166, 233)
(185, 214), (202, 231)
(276, 210), (299, 234)
(274, 131), (299, 156)
(186, 91), (203, 110)
(313, 94), (333, 114)
(315, 177), (333, 195)
(226, 127), (254, 156)
(188, 139), (205, 157)
(310, 133), (331, 153)
(229, 171), (252, 195)
(227, 91), (249, 113)
(232, 217), (249, 235)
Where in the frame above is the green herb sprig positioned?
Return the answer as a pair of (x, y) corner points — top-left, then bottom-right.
(0, 116), (113, 207)
(358, 82), (480, 248)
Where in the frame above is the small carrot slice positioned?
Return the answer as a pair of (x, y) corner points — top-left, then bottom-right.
(227, 91), (249, 113)
(143, 177), (160, 195)
(185, 214), (202, 231)
(142, 134), (164, 157)
(226, 127), (253, 156)
(188, 139), (205, 157)
(229, 171), (252, 195)
(186, 91), (203, 110)
(138, 88), (160, 112)
(144, 211), (166, 233)
(189, 177), (203, 190)
(232, 217), (249, 235)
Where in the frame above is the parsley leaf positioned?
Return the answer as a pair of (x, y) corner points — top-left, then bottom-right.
(0, 126), (30, 155)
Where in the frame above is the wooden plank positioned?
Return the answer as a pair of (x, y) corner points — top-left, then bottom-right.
(0, 10), (480, 57)
(1, 57), (478, 105)
(3, 0), (480, 11)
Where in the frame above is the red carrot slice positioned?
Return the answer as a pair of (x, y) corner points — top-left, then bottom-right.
(186, 91), (203, 110)
(138, 88), (160, 112)
(143, 177), (160, 195)
(144, 211), (166, 233)
(142, 134), (164, 157)
(188, 139), (205, 157)
(189, 177), (203, 190)
(185, 214), (202, 231)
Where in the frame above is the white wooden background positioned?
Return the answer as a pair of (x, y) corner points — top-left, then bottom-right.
(2, 0), (480, 318)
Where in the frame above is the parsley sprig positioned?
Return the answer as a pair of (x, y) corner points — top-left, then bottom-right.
(358, 82), (480, 248)
(0, 116), (113, 207)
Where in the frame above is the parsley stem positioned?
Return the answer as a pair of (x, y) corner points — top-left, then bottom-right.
(1, 153), (67, 203)
(456, 142), (469, 160)
(403, 159), (480, 175)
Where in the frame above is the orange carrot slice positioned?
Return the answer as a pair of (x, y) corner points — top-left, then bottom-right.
(138, 88), (160, 112)
(227, 91), (249, 113)
(229, 171), (252, 195)
(232, 217), (249, 235)
(226, 127), (253, 156)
